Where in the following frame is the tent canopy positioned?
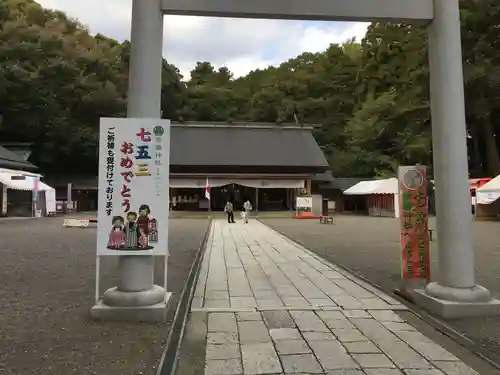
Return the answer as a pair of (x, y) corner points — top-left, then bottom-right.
(343, 177), (398, 195)
(0, 168), (53, 192)
(476, 175), (500, 205)
(477, 175), (500, 193)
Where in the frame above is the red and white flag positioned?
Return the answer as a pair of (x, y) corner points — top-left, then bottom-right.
(205, 177), (211, 200)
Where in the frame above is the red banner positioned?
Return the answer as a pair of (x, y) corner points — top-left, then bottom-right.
(398, 166), (430, 280)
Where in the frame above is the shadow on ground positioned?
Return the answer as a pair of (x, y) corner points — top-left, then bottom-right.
(0, 217), (210, 375)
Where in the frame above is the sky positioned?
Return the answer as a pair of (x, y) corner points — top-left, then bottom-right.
(36, 0), (369, 79)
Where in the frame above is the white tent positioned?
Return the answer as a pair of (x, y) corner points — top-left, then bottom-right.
(343, 178), (399, 218)
(476, 175), (500, 205)
(344, 177), (398, 195)
(0, 168), (56, 215)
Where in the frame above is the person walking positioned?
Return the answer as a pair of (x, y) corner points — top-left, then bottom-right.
(224, 200), (235, 223)
(242, 199), (252, 223)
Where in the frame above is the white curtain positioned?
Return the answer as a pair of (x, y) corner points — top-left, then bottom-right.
(232, 179), (305, 188)
(170, 178), (232, 188)
(169, 178), (304, 189)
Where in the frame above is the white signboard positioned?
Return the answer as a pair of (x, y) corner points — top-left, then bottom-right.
(296, 196), (312, 209)
(97, 118), (170, 256)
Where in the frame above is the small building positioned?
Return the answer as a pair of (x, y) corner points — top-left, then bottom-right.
(49, 122), (329, 212)
(343, 178), (400, 218)
(312, 172), (372, 213)
(0, 146), (55, 217)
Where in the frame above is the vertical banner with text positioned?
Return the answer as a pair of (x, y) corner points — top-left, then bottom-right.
(97, 118), (170, 256)
(398, 165), (430, 281)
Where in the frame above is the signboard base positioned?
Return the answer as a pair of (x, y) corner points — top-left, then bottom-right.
(91, 294), (171, 322)
(63, 219), (92, 228)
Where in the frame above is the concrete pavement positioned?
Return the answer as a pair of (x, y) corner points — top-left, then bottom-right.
(186, 219), (480, 375)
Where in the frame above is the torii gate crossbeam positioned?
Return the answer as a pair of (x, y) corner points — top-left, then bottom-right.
(160, 0), (434, 22)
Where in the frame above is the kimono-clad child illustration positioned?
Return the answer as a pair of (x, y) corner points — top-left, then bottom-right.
(124, 211), (140, 248)
(107, 215), (125, 248)
(137, 204), (152, 248)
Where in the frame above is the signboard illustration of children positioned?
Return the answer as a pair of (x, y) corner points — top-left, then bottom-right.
(107, 216), (125, 249)
(149, 218), (158, 243)
(137, 204), (154, 249)
(124, 211), (140, 249)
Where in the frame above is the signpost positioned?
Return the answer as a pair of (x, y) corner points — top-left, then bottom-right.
(296, 196), (313, 217)
(398, 165), (430, 294)
(92, 118), (171, 320)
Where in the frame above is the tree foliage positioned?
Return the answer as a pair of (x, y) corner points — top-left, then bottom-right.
(1, 0), (500, 178)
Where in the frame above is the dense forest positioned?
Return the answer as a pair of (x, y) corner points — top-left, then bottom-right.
(1, 0), (500, 178)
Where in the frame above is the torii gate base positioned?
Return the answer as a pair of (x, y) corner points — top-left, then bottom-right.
(91, 0), (500, 322)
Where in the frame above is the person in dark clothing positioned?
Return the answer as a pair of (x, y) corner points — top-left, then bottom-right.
(224, 200), (235, 223)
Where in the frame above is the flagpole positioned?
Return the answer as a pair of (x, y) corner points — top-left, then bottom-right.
(206, 176), (211, 216)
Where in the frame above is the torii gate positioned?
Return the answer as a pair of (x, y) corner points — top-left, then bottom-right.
(95, 0), (500, 321)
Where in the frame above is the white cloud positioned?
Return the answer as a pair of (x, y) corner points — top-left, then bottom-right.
(36, 0), (369, 78)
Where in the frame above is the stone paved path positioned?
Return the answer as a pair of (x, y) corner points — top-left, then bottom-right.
(190, 219), (479, 375)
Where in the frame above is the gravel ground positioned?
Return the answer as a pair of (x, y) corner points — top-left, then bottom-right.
(0, 217), (210, 375)
(262, 216), (500, 359)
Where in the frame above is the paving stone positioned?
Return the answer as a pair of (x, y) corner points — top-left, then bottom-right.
(322, 319), (355, 330)
(369, 310), (404, 322)
(276, 286), (303, 297)
(350, 319), (398, 342)
(241, 342), (283, 374)
(205, 298), (231, 308)
(403, 340), (458, 362)
(262, 310), (296, 329)
(205, 358), (242, 375)
(376, 340), (432, 369)
(332, 329), (367, 342)
(206, 290), (230, 299)
(291, 312), (330, 332)
(231, 296), (257, 308)
(344, 341), (381, 354)
(281, 297), (312, 307)
(318, 310), (345, 321)
(308, 298), (339, 307)
(403, 370), (445, 375)
(274, 339), (312, 355)
(359, 298), (392, 310)
(281, 354), (324, 373)
(237, 311), (262, 321)
(352, 354), (396, 368)
(206, 343), (240, 360)
(309, 340), (360, 370)
(254, 289), (281, 299)
(239, 321), (271, 343)
(270, 328), (302, 341)
(257, 299), (285, 309)
(207, 331), (238, 345)
(382, 322), (417, 332)
(431, 361), (479, 375)
(327, 370), (366, 375)
(364, 370), (404, 375)
(332, 297), (365, 309)
(208, 312), (237, 332)
(321, 270), (346, 279)
(395, 331), (432, 343)
(229, 288), (254, 297)
(302, 331), (337, 342)
(342, 310), (371, 319)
